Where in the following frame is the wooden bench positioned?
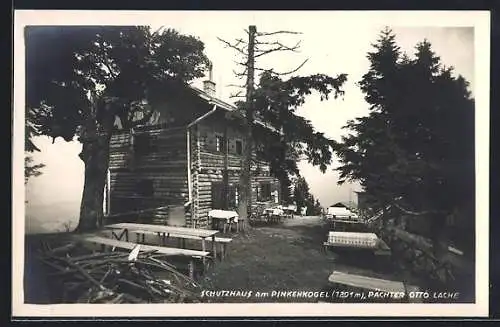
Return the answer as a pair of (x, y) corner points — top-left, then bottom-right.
(328, 271), (421, 303)
(103, 223), (220, 262)
(74, 235), (210, 279)
(323, 240), (391, 256)
(127, 230), (233, 259)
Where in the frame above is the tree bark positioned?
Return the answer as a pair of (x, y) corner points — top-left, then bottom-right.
(238, 25), (256, 221)
(75, 132), (112, 233)
(75, 98), (115, 233)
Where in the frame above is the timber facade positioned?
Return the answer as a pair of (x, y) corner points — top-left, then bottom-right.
(106, 80), (281, 229)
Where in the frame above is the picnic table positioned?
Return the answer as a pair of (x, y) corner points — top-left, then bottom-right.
(72, 234), (211, 279)
(323, 231), (392, 257)
(327, 271), (421, 303)
(264, 207), (285, 223)
(104, 223), (220, 262)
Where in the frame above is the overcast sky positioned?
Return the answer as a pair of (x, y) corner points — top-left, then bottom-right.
(20, 11), (479, 232)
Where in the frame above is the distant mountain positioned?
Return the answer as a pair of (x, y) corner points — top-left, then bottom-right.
(25, 200), (79, 234)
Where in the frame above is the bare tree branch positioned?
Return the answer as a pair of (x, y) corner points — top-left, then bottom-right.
(272, 58), (309, 76)
(392, 201), (445, 216)
(256, 40), (301, 52)
(234, 60), (248, 67)
(254, 41), (302, 58)
(229, 90), (246, 98)
(252, 58), (309, 77)
(217, 37), (248, 56)
(232, 68), (248, 78)
(256, 30), (302, 37)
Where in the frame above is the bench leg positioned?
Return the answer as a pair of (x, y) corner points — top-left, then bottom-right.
(201, 240), (207, 266)
(222, 244), (227, 260)
(212, 236), (217, 261)
(188, 260), (195, 279)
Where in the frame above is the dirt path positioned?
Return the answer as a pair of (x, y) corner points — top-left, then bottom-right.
(199, 216), (401, 303)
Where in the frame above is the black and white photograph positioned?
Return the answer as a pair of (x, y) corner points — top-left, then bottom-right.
(13, 10), (490, 317)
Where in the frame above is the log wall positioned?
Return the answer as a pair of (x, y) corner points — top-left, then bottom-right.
(108, 126), (189, 225)
(190, 119), (280, 229)
(108, 114), (281, 229)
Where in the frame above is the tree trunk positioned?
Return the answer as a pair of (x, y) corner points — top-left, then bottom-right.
(238, 25), (256, 221)
(75, 132), (112, 233)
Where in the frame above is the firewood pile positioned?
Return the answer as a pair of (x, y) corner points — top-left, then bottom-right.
(36, 241), (203, 303)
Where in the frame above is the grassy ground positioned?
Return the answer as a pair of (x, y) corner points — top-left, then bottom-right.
(197, 216), (413, 303)
(24, 216), (474, 304)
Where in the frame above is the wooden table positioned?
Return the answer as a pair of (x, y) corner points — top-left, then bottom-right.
(104, 223), (220, 262)
(327, 218), (366, 231)
(208, 210), (239, 233)
(264, 208), (285, 223)
(73, 234), (210, 279)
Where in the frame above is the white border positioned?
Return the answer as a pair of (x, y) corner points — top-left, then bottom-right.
(12, 10), (490, 318)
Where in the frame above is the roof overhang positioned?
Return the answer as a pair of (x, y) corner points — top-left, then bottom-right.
(189, 86), (282, 135)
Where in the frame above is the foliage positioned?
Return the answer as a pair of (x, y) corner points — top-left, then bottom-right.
(241, 70), (347, 201)
(292, 175), (322, 215)
(25, 155), (46, 184)
(26, 26), (210, 144)
(335, 28), (475, 250)
(25, 26), (210, 231)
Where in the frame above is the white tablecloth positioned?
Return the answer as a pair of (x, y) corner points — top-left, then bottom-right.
(208, 209), (239, 223)
(264, 208), (284, 216)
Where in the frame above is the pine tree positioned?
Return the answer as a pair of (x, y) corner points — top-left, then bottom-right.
(336, 28), (475, 257)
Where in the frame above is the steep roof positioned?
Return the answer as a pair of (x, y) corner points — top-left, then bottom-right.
(330, 201), (358, 210)
(190, 85), (282, 134)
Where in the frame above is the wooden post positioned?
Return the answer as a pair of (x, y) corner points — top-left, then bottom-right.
(238, 25), (256, 223)
(223, 124), (229, 209)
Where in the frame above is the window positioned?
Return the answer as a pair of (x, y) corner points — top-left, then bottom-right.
(235, 140), (243, 155)
(215, 135), (224, 153)
(258, 182), (272, 202)
(211, 182), (225, 209)
(228, 184), (239, 209)
(135, 179), (154, 197)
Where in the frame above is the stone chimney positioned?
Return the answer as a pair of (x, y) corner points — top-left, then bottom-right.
(203, 61), (216, 96)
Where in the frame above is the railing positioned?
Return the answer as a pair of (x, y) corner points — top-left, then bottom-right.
(366, 210), (472, 293)
(104, 206), (171, 225)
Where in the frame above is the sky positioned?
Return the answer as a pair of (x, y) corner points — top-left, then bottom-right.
(20, 11), (477, 233)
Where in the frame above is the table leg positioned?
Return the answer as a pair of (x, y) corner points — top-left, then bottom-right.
(212, 235), (217, 261)
(188, 259), (195, 279)
(201, 239), (206, 266)
(116, 229), (127, 241)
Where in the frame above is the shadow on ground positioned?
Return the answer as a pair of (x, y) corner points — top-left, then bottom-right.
(198, 216), (411, 303)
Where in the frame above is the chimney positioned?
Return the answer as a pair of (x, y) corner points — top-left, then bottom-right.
(203, 61), (216, 96)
